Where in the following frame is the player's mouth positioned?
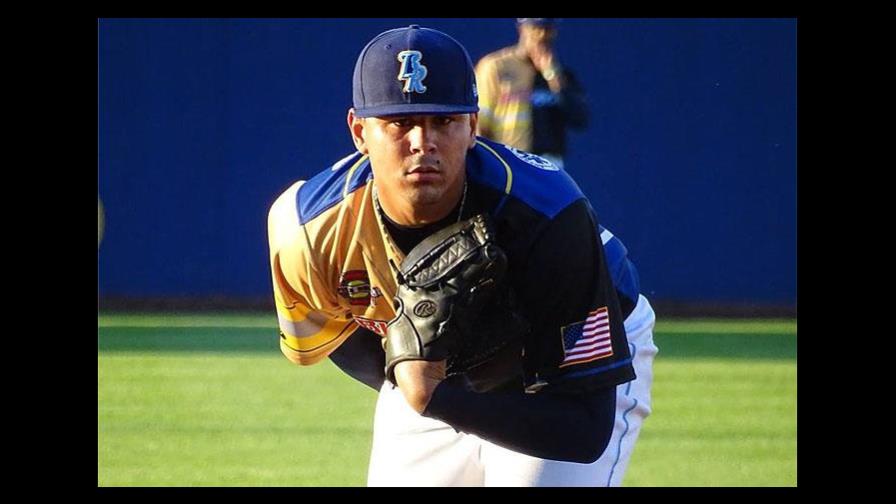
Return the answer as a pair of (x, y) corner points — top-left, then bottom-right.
(406, 165), (442, 183)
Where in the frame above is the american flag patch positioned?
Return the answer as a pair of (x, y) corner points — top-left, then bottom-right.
(559, 307), (613, 368)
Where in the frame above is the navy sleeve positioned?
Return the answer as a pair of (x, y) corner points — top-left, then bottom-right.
(423, 377), (616, 463)
(328, 328), (385, 391)
(516, 199), (635, 393)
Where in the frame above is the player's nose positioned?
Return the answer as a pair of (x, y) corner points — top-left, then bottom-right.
(408, 123), (437, 154)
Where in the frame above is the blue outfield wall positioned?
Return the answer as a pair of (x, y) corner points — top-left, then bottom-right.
(97, 18), (796, 305)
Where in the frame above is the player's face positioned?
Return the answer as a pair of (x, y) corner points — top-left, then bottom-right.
(349, 112), (478, 209)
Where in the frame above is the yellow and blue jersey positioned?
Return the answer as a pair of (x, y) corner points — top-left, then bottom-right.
(267, 138), (637, 392)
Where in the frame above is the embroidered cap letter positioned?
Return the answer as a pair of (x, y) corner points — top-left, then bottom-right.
(396, 50), (428, 94)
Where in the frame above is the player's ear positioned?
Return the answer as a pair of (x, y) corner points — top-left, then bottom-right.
(467, 113), (479, 149)
(347, 108), (369, 155)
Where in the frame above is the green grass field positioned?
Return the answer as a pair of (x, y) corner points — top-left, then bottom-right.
(98, 315), (796, 487)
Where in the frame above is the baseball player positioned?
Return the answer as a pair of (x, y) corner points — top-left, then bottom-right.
(267, 25), (657, 487)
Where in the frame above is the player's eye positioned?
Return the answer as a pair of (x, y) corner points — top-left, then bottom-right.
(391, 118), (412, 128)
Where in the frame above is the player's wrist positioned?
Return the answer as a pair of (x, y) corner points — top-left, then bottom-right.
(394, 360), (446, 413)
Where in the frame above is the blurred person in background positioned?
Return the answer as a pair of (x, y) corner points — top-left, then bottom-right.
(475, 18), (589, 170)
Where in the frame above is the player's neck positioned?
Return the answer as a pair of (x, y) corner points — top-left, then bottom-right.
(374, 180), (467, 228)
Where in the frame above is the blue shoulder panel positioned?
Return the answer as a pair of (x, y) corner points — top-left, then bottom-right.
(469, 137), (585, 219)
(470, 138), (642, 300)
(297, 153), (372, 225)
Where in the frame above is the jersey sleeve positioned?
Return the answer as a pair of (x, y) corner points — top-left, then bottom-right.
(518, 198), (635, 393)
(268, 181), (357, 366)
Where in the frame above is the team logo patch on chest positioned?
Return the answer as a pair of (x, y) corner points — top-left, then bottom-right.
(498, 70), (517, 82)
(354, 316), (388, 336)
(338, 270), (382, 306)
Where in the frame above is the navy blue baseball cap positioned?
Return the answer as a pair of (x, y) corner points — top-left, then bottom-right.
(352, 25), (479, 118)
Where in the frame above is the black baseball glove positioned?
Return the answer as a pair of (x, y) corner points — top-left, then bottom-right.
(383, 213), (520, 384)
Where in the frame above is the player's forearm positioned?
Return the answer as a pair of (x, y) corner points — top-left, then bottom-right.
(393, 360), (445, 412)
(422, 379), (616, 463)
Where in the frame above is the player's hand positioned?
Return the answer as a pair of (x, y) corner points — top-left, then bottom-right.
(393, 360), (446, 413)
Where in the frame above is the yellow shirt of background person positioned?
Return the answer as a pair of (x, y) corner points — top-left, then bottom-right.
(475, 47), (537, 151)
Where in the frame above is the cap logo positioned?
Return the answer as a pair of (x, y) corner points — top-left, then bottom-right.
(396, 50), (428, 94)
